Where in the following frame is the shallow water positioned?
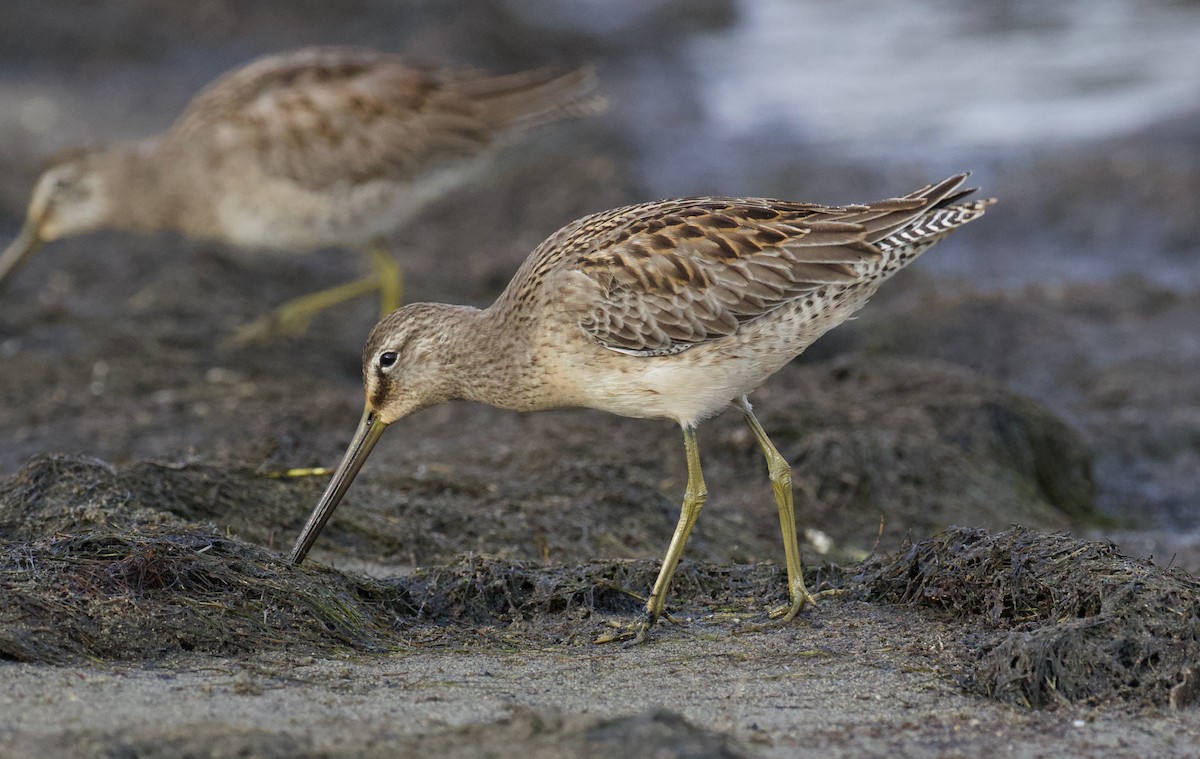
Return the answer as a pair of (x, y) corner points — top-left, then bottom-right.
(691, 0), (1200, 159)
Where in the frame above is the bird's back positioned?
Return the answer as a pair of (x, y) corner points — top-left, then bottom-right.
(166, 47), (601, 188)
(502, 173), (991, 357)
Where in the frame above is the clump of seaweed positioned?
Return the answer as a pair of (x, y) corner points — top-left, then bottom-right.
(0, 528), (412, 663)
(0, 453), (321, 544)
(0, 527), (796, 662)
(3, 453), (1196, 709)
(401, 556), (799, 628)
(861, 526), (1200, 707)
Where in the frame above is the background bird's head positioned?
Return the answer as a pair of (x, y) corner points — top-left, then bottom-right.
(26, 147), (115, 242)
(0, 147), (116, 292)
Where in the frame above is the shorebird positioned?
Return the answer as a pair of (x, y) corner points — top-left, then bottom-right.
(0, 46), (602, 344)
(288, 174), (993, 643)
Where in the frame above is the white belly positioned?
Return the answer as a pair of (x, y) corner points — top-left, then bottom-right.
(212, 162), (480, 251)
(563, 282), (882, 427)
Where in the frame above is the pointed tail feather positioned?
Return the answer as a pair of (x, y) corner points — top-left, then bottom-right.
(462, 65), (608, 132)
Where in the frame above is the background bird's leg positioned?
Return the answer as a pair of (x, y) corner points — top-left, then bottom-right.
(368, 237), (402, 316)
(226, 240), (401, 346)
(736, 397), (817, 621)
(226, 275), (379, 346)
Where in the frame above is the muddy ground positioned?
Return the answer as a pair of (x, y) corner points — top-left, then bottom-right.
(2, 2), (1200, 757)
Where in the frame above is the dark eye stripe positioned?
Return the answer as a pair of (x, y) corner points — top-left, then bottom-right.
(379, 351), (398, 368)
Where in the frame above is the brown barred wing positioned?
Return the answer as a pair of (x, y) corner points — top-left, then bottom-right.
(560, 198), (894, 355)
(165, 47), (598, 191)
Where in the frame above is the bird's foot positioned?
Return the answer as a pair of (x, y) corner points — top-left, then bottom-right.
(768, 586), (846, 621)
(768, 578), (817, 622)
(594, 610), (679, 646)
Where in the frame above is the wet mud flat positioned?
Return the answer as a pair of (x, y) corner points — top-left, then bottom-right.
(2, 490), (1200, 757)
(3, 486), (1200, 710)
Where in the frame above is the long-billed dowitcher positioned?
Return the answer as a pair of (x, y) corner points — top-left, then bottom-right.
(0, 46), (602, 344)
(289, 173), (993, 643)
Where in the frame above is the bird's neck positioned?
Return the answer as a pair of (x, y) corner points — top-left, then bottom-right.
(98, 141), (196, 235)
(433, 303), (545, 412)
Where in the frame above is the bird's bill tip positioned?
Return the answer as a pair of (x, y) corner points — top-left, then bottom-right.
(288, 407), (388, 565)
(0, 221), (45, 293)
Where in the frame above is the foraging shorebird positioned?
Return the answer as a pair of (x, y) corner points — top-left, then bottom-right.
(288, 173), (993, 643)
(0, 46), (603, 344)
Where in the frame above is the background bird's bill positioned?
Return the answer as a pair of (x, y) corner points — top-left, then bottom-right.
(0, 222), (43, 293)
(288, 406), (388, 564)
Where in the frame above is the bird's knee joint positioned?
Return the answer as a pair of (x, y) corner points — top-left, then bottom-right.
(768, 460), (792, 486)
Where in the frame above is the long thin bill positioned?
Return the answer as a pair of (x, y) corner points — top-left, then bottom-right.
(289, 407), (388, 565)
(0, 222), (44, 295)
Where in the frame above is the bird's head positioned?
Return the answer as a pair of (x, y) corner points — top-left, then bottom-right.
(27, 148), (115, 241)
(362, 303), (466, 424)
(289, 303), (474, 564)
(0, 148), (114, 292)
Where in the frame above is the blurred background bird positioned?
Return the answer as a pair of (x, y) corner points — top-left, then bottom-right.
(0, 45), (604, 344)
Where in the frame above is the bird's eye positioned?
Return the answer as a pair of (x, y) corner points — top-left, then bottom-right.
(379, 351), (398, 369)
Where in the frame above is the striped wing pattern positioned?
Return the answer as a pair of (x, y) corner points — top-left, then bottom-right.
(557, 174), (985, 356)
(165, 47), (598, 190)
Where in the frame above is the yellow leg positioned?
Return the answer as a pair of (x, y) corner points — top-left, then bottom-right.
(736, 396), (817, 621)
(227, 276), (380, 346)
(597, 425), (707, 645)
(369, 239), (403, 317)
(227, 242), (403, 346)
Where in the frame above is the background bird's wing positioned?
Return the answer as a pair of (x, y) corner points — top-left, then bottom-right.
(550, 180), (969, 355)
(165, 47), (599, 190)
